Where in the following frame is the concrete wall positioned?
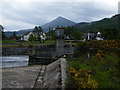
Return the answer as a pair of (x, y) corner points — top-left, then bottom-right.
(42, 58), (67, 89)
(34, 58), (67, 89)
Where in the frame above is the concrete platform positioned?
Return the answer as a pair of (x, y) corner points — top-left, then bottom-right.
(2, 58), (67, 89)
(2, 65), (45, 88)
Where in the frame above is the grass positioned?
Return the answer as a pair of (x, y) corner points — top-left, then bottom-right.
(66, 54), (120, 88)
(1, 40), (55, 47)
(2, 40), (18, 43)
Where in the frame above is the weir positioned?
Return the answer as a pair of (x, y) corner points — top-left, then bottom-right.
(29, 27), (74, 65)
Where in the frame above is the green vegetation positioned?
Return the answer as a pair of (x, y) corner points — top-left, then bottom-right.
(0, 25), (6, 40)
(74, 14), (120, 33)
(28, 34), (36, 41)
(2, 40), (55, 47)
(46, 30), (57, 40)
(76, 40), (120, 49)
(100, 27), (120, 40)
(67, 40), (120, 89)
(34, 26), (43, 33)
(67, 54), (119, 88)
(64, 26), (83, 40)
(2, 40), (18, 43)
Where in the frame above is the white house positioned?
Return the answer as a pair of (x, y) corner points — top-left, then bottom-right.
(21, 31), (46, 41)
(21, 32), (34, 41)
(85, 31), (104, 41)
(96, 32), (104, 40)
(40, 33), (46, 41)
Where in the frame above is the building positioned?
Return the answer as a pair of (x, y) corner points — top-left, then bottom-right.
(96, 32), (104, 40)
(21, 31), (46, 41)
(40, 33), (46, 41)
(85, 32), (104, 41)
(10, 32), (18, 40)
(21, 31), (34, 41)
(56, 27), (65, 47)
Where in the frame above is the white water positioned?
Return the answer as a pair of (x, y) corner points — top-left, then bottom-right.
(0, 55), (29, 68)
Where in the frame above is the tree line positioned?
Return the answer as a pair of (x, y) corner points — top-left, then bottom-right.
(1, 24), (120, 41)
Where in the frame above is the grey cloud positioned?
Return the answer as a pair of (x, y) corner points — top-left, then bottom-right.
(0, 2), (118, 31)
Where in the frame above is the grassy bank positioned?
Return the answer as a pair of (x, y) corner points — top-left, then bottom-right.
(1, 40), (55, 47)
(76, 40), (120, 50)
(66, 53), (119, 89)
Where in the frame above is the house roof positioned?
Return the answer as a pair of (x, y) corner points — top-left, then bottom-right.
(23, 31), (32, 35)
(97, 32), (101, 34)
(10, 34), (17, 40)
(22, 31), (45, 36)
(56, 27), (64, 30)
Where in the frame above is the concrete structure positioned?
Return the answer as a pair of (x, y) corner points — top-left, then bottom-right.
(85, 32), (104, 41)
(21, 31), (34, 41)
(2, 58), (67, 89)
(10, 32), (18, 40)
(2, 65), (43, 88)
(96, 32), (104, 40)
(56, 27), (65, 47)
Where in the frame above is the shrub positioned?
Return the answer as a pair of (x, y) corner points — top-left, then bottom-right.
(68, 68), (98, 88)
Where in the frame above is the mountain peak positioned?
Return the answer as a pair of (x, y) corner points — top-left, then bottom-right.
(56, 16), (66, 20)
(41, 16), (76, 32)
(57, 16), (63, 18)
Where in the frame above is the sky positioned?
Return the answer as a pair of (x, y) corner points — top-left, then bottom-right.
(0, 0), (119, 31)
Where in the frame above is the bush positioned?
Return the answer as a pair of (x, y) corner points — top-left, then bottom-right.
(67, 54), (119, 88)
(77, 40), (120, 50)
(68, 68), (98, 88)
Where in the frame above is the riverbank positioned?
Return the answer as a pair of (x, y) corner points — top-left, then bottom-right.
(1, 40), (55, 48)
(66, 53), (119, 88)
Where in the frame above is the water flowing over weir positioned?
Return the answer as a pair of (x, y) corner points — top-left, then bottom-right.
(1, 56), (29, 68)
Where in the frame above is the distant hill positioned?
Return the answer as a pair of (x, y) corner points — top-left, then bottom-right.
(4, 14), (119, 37)
(73, 14), (120, 32)
(4, 32), (14, 37)
(4, 29), (33, 37)
(41, 16), (76, 32)
(16, 29), (33, 35)
(4, 16), (76, 36)
(73, 22), (90, 28)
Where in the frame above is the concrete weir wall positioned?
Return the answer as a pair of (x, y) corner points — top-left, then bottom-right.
(2, 58), (67, 89)
(34, 58), (67, 89)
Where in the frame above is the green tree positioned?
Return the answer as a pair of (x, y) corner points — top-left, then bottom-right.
(28, 34), (35, 41)
(37, 34), (41, 41)
(38, 26), (43, 32)
(0, 25), (6, 40)
(72, 31), (82, 41)
(46, 30), (56, 40)
(0, 25), (4, 31)
(64, 26), (78, 39)
(100, 27), (119, 40)
(34, 26), (43, 33)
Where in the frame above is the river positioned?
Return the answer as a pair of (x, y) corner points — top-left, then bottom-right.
(1, 55), (29, 68)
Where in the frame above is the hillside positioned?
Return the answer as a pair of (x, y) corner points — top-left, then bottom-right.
(41, 16), (76, 32)
(73, 14), (120, 32)
(4, 29), (33, 37)
(16, 29), (33, 35)
(4, 14), (119, 36)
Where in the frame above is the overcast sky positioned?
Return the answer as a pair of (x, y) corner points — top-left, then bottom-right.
(0, 0), (119, 31)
